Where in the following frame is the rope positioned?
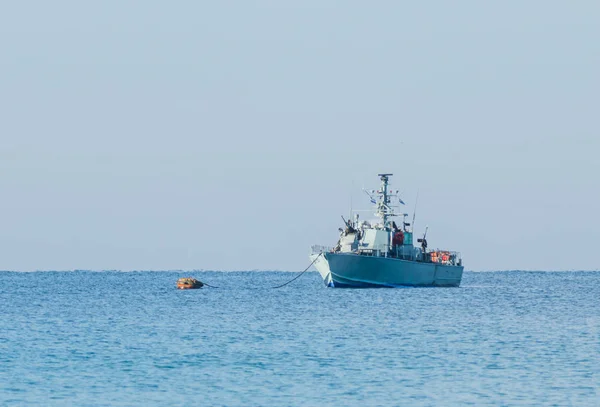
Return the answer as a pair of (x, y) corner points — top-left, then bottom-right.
(270, 252), (322, 289)
(201, 252), (322, 289)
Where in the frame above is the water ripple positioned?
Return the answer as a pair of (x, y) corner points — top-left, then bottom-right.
(0, 271), (598, 406)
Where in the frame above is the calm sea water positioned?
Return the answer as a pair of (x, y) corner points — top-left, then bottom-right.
(1, 271), (598, 406)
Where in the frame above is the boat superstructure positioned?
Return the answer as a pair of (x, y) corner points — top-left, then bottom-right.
(310, 173), (463, 288)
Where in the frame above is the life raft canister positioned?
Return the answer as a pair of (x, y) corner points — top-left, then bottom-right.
(393, 230), (405, 246)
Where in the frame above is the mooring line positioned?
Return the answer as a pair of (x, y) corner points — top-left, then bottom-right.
(270, 252), (322, 289)
(201, 252), (322, 290)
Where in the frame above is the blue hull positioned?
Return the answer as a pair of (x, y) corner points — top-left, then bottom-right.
(311, 252), (463, 288)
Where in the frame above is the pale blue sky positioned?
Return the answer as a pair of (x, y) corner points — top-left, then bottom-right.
(1, 1), (598, 271)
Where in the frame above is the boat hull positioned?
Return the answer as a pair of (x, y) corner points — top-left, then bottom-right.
(310, 252), (463, 288)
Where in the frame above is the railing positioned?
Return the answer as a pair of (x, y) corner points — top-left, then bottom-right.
(359, 246), (462, 265)
(311, 245), (333, 254)
(311, 244), (462, 266)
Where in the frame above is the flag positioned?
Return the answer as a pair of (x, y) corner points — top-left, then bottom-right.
(370, 198), (376, 204)
(399, 198), (405, 205)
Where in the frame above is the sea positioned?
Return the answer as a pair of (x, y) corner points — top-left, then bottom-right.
(1, 271), (598, 406)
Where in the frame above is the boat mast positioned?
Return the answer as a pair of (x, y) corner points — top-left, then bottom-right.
(377, 173), (393, 229)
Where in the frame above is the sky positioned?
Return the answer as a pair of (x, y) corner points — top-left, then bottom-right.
(1, 1), (598, 271)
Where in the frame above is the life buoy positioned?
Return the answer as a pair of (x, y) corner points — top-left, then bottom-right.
(393, 231), (404, 246)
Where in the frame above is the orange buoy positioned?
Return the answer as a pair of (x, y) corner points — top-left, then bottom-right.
(176, 277), (204, 289)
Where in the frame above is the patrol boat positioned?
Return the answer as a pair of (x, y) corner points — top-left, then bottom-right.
(310, 173), (463, 288)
